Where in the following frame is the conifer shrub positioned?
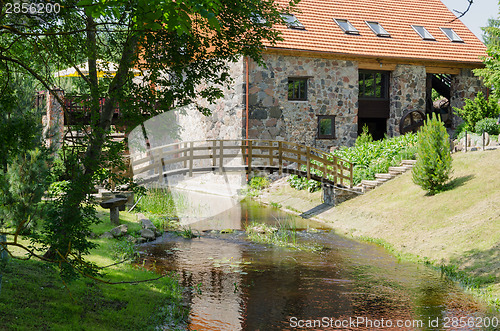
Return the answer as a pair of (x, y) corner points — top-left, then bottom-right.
(412, 113), (452, 195)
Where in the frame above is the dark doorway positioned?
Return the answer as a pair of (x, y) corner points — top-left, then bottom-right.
(358, 118), (387, 141)
(358, 70), (390, 140)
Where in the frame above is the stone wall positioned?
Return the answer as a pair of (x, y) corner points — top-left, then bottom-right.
(388, 65), (426, 137)
(247, 54), (359, 149)
(176, 57), (246, 142)
(450, 69), (488, 128)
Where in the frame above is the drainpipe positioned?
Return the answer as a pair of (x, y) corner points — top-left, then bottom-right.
(245, 57), (250, 182)
(245, 56), (249, 141)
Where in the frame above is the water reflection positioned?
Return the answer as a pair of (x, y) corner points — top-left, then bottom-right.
(137, 199), (496, 330)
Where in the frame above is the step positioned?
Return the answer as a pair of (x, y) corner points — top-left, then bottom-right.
(361, 180), (380, 188)
(388, 166), (408, 175)
(376, 178), (388, 184)
(375, 173), (394, 180)
(401, 160), (417, 166)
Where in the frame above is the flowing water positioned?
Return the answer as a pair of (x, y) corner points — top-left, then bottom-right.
(138, 199), (497, 330)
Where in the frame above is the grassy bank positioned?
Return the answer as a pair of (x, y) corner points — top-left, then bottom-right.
(0, 209), (187, 330)
(258, 148), (500, 306)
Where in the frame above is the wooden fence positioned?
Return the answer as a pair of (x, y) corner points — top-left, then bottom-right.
(131, 139), (353, 188)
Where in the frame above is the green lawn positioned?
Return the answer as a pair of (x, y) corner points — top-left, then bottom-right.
(0, 210), (187, 330)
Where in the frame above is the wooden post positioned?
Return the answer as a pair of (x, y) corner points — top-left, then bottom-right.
(219, 140), (224, 175)
(183, 142), (187, 168)
(349, 162), (353, 188)
(269, 141), (274, 166)
(278, 141), (283, 175)
(189, 141), (193, 177)
(333, 157), (338, 185)
(212, 140), (217, 167)
(248, 140), (253, 175)
(157, 149), (163, 183)
(465, 131), (467, 152)
(306, 147), (311, 180)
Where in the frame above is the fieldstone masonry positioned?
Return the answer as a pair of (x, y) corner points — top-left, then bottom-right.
(450, 69), (488, 128)
(388, 65), (426, 136)
(247, 54), (359, 149)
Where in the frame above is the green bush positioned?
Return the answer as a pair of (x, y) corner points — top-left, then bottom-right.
(475, 118), (500, 135)
(412, 113), (452, 195)
(453, 92), (500, 132)
(355, 124), (373, 146)
(249, 176), (270, 190)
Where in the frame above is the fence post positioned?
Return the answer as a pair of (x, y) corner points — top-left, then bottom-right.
(219, 140), (224, 175)
(183, 142), (188, 169)
(157, 149), (163, 183)
(248, 140), (253, 175)
(483, 131), (485, 151)
(349, 162), (353, 188)
(465, 131), (467, 152)
(306, 147), (311, 180)
(189, 141), (193, 177)
(212, 140), (217, 167)
(278, 141), (283, 175)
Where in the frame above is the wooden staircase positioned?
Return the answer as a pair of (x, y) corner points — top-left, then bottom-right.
(357, 160), (416, 193)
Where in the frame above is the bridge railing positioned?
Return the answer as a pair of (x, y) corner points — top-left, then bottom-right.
(131, 139), (353, 188)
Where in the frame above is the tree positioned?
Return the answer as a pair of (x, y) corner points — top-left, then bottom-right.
(482, 18), (500, 47)
(0, 0), (297, 280)
(412, 113), (453, 195)
(474, 6), (500, 97)
(453, 91), (500, 132)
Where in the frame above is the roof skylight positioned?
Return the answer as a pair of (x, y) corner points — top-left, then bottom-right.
(334, 19), (359, 35)
(282, 14), (305, 30)
(366, 21), (390, 37)
(412, 25), (435, 40)
(440, 28), (464, 42)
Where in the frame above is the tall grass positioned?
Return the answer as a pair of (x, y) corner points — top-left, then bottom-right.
(136, 187), (188, 230)
(245, 219), (321, 251)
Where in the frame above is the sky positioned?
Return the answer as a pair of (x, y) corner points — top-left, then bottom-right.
(440, 0), (499, 42)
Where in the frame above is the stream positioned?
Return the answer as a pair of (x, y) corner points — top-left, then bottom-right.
(137, 198), (497, 330)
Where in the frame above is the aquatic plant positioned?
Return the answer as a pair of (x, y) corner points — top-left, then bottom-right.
(245, 220), (321, 251)
(173, 227), (199, 239)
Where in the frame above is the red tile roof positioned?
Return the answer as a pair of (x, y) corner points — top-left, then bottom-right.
(269, 0), (486, 65)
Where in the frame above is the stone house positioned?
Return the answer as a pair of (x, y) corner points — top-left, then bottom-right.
(176, 0), (487, 150)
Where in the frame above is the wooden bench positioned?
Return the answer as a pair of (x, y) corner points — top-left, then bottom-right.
(100, 197), (128, 225)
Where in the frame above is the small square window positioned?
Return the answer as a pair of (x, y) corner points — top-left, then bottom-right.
(334, 19), (359, 35)
(411, 25), (435, 40)
(318, 116), (335, 139)
(288, 78), (307, 101)
(440, 27), (464, 42)
(366, 21), (390, 37)
(281, 14), (305, 30)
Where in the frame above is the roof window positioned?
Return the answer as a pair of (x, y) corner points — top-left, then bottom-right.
(412, 25), (435, 40)
(440, 28), (464, 42)
(366, 21), (390, 37)
(334, 19), (359, 35)
(282, 14), (305, 30)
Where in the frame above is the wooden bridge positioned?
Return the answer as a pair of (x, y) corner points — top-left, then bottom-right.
(131, 139), (353, 189)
